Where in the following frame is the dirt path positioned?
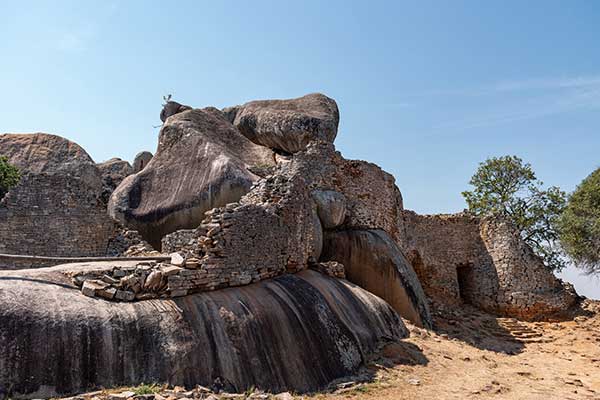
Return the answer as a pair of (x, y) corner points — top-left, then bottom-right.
(308, 300), (600, 400)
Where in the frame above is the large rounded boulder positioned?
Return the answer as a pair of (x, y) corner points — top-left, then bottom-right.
(0, 133), (101, 189)
(0, 265), (407, 397)
(227, 93), (340, 154)
(108, 108), (275, 248)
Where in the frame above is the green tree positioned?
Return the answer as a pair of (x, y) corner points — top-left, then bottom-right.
(558, 168), (600, 274)
(0, 156), (20, 199)
(462, 155), (567, 271)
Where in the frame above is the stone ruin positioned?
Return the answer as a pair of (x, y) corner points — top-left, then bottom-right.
(0, 93), (579, 397)
(0, 133), (153, 269)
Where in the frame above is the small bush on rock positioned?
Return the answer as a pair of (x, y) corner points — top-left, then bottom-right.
(0, 156), (20, 199)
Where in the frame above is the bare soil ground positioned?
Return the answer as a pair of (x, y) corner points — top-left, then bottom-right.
(308, 300), (600, 400)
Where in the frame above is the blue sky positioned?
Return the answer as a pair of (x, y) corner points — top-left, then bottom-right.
(1, 0), (600, 296)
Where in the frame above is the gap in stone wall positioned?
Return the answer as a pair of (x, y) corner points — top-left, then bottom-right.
(456, 263), (476, 305)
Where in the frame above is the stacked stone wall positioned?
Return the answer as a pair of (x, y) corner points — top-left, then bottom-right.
(0, 174), (122, 268)
(398, 210), (578, 320)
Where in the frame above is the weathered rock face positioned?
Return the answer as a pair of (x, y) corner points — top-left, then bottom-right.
(228, 93), (340, 154)
(321, 229), (432, 328)
(150, 141), (414, 319)
(0, 265), (406, 397)
(398, 211), (578, 320)
(312, 190), (347, 228)
(97, 158), (133, 203)
(288, 142), (404, 241)
(0, 134), (125, 265)
(108, 108), (275, 248)
(0, 133), (100, 183)
(132, 151), (153, 173)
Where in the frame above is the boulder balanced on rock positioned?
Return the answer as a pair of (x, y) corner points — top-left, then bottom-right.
(226, 93), (340, 154)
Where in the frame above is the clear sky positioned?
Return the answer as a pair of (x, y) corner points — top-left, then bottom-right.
(1, 1), (599, 297)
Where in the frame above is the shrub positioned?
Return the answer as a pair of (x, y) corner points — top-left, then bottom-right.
(0, 156), (20, 199)
(558, 167), (600, 274)
(462, 155), (567, 271)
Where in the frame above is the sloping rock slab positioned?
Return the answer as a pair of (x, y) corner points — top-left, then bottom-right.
(321, 229), (432, 329)
(0, 266), (406, 397)
(229, 93), (339, 154)
(108, 108), (275, 248)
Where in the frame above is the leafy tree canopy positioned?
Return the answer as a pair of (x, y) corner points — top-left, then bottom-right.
(0, 156), (20, 199)
(462, 155), (567, 271)
(558, 168), (600, 274)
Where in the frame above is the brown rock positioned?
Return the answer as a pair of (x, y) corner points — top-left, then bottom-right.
(115, 289), (135, 302)
(97, 158), (133, 202)
(81, 280), (109, 298)
(230, 93), (339, 154)
(144, 270), (164, 292)
(170, 253), (185, 267)
(133, 151), (153, 173)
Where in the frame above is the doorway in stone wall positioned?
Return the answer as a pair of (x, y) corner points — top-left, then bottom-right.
(456, 263), (476, 305)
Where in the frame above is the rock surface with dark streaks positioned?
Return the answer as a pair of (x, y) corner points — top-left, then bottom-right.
(228, 93), (339, 154)
(321, 229), (432, 328)
(108, 108), (275, 248)
(0, 264), (406, 398)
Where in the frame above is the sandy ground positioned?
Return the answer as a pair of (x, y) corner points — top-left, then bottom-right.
(306, 300), (600, 400)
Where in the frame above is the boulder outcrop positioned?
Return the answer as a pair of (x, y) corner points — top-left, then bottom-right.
(132, 151), (153, 173)
(0, 265), (406, 397)
(108, 108), (275, 248)
(227, 93), (339, 154)
(97, 158), (133, 203)
(0, 133), (101, 188)
(151, 141), (426, 327)
(312, 189), (347, 228)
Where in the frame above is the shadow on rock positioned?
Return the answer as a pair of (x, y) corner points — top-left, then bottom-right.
(319, 339), (429, 394)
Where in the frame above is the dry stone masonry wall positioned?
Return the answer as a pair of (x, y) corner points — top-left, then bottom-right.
(398, 211), (578, 320)
(0, 173), (122, 267)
